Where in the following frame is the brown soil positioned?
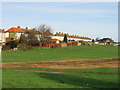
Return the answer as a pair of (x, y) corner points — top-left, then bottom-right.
(1, 58), (119, 69)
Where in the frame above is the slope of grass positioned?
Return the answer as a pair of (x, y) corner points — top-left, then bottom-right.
(2, 68), (118, 88)
(2, 70), (85, 88)
(38, 72), (118, 88)
(2, 45), (118, 62)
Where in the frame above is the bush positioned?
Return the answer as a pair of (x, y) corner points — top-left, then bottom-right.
(17, 43), (32, 51)
(6, 41), (18, 49)
(2, 45), (11, 51)
(20, 31), (39, 47)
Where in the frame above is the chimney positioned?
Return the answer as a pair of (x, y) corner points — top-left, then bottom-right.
(17, 26), (20, 28)
(26, 27), (28, 29)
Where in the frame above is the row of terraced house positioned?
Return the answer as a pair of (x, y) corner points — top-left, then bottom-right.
(0, 26), (92, 45)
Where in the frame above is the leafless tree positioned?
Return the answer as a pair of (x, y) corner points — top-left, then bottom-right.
(36, 24), (53, 46)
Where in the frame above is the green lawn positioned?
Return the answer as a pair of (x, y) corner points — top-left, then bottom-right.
(7, 67), (118, 75)
(2, 67), (119, 88)
(2, 45), (118, 62)
(2, 45), (119, 88)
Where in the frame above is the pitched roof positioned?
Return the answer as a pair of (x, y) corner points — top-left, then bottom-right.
(5, 27), (23, 33)
(20, 28), (28, 32)
(20, 28), (35, 32)
(54, 32), (92, 40)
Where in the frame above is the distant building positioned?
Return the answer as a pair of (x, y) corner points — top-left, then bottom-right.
(52, 32), (92, 42)
(0, 26), (92, 44)
(97, 38), (114, 45)
(0, 29), (10, 43)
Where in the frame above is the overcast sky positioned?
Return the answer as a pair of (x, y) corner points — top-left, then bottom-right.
(0, 2), (118, 41)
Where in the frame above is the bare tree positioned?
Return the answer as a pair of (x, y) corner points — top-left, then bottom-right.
(36, 24), (53, 46)
(95, 37), (100, 41)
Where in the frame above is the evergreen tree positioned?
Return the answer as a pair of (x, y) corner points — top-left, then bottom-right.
(92, 39), (95, 42)
(63, 34), (68, 43)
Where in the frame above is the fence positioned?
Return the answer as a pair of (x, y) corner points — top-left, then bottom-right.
(42, 42), (78, 48)
(42, 43), (61, 48)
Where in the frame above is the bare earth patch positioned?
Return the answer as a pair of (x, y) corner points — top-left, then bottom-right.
(1, 58), (119, 69)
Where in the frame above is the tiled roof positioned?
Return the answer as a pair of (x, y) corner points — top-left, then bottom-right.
(54, 32), (91, 40)
(5, 27), (36, 33)
(20, 28), (28, 32)
(5, 27), (23, 33)
(20, 28), (34, 32)
(4, 26), (91, 40)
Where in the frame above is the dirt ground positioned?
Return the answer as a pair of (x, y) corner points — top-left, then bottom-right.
(1, 58), (119, 69)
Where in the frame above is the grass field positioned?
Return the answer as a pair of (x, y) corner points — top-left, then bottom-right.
(2, 45), (118, 62)
(2, 45), (119, 88)
(2, 67), (119, 88)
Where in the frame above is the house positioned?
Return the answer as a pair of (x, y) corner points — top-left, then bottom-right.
(97, 38), (114, 45)
(0, 29), (10, 44)
(5, 27), (23, 41)
(51, 32), (92, 42)
(1, 26), (36, 43)
(1, 26), (92, 44)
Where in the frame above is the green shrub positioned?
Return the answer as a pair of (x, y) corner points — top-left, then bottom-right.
(6, 41), (18, 49)
(17, 43), (32, 51)
(20, 31), (39, 47)
(2, 45), (11, 51)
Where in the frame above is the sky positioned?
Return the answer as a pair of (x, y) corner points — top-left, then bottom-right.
(0, 2), (118, 41)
